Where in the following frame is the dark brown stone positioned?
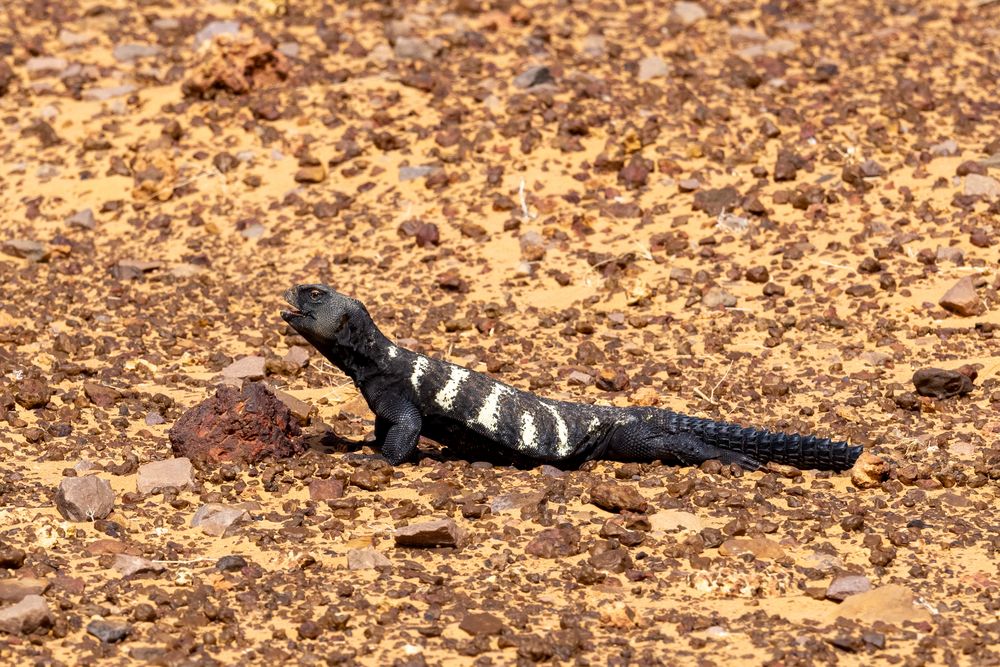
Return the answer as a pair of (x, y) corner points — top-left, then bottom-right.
(14, 377), (51, 409)
(970, 229), (993, 248)
(589, 546), (632, 573)
(762, 282), (785, 297)
(760, 373), (789, 397)
(459, 612), (504, 636)
(0, 545), (26, 569)
(618, 154), (651, 189)
(168, 382), (303, 467)
(773, 150), (799, 181)
(83, 381), (121, 408)
(956, 160), (986, 176)
(692, 186), (740, 217)
(525, 524), (582, 558)
(575, 341), (605, 365)
(308, 478), (344, 501)
(912, 368), (973, 399)
(414, 222), (440, 248)
(0, 59), (14, 97)
(893, 391), (920, 411)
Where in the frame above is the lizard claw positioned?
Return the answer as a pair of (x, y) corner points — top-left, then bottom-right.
(716, 449), (762, 471)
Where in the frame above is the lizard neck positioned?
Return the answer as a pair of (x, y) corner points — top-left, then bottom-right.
(311, 311), (395, 386)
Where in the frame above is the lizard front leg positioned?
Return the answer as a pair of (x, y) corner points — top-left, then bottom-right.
(373, 397), (423, 465)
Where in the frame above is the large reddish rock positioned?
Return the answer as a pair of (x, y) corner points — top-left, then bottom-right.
(168, 382), (303, 467)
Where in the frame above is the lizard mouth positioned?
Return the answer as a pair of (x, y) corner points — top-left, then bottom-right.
(280, 289), (309, 321)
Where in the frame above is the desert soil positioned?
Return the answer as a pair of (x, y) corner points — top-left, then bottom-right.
(1, 0), (999, 665)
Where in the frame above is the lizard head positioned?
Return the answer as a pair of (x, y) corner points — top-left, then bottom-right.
(281, 284), (369, 348)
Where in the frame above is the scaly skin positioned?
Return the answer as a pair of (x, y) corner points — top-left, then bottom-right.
(281, 284), (862, 471)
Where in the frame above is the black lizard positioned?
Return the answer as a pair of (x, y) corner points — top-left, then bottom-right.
(281, 284), (862, 471)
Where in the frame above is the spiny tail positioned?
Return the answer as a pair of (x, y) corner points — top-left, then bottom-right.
(662, 411), (862, 471)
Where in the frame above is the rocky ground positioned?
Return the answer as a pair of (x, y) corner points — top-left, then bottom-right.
(1, 0), (999, 664)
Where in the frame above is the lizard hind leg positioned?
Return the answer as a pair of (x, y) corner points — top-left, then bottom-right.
(611, 424), (763, 470)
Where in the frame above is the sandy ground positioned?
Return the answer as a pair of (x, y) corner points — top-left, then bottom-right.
(1, 0), (999, 664)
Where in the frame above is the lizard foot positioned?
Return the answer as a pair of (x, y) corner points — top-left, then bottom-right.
(713, 448), (762, 471)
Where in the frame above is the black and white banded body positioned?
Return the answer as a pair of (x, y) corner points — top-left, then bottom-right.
(375, 346), (614, 463)
(280, 284), (862, 471)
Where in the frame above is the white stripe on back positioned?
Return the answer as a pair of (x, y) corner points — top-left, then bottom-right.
(543, 403), (570, 456)
(434, 366), (469, 412)
(519, 412), (538, 452)
(410, 356), (429, 390)
(474, 383), (510, 433)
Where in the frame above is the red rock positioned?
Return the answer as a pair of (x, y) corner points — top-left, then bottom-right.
(693, 186), (740, 217)
(14, 377), (51, 409)
(745, 266), (769, 283)
(589, 545), (633, 572)
(596, 367), (630, 392)
(414, 222), (440, 248)
(308, 478), (344, 501)
(525, 524), (582, 558)
(588, 481), (648, 513)
(773, 150), (799, 181)
(283, 346), (311, 368)
(51, 575), (85, 596)
(0, 59), (14, 97)
(618, 154), (651, 189)
(82, 381), (121, 408)
(169, 382), (303, 467)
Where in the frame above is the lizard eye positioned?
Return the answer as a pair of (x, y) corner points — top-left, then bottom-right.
(309, 289), (322, 301)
